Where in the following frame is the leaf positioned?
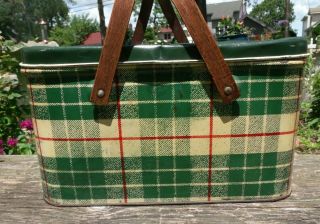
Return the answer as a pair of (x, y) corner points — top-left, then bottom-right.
(308, 118), (320, 128)
(3, 86), (10, 92)
(24, 149), (33, 155)
(1, 116), (12, 125)
(11, 93), (22, 98)
(7, 94), (14, 100)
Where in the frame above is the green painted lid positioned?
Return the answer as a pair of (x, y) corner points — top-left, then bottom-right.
(20, 37), (308, 66)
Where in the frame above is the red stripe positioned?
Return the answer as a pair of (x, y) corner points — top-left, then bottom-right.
(29, 82), (50, 200)
(36, 130), (296, 142)
(208, 90), (214, 201)
(115, 76), (128, 203)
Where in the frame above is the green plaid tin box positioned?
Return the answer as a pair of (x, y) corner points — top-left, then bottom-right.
(20, 37), (308, 206)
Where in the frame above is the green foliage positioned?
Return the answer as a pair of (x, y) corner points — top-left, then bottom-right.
(134, 0), (167, 29)
(216, 17), (251, 38)
(298, 104), (320, 153)
(0, 76), (22, 140)
(310, 70), (320, 120)
(311, 24), (320, 41)
(298, 56), (320, 153)
(0, 77), (35, 155)
(50, 14), (99, 46)
(271, 28), (297, 39)
(0, 0), (72, 42)
(250, 0), (295, 32)
(0, 33), (35, 155)
(144, 27), (158, 44)
(0, 36), (19, 74)
(133, 0), (169, 43)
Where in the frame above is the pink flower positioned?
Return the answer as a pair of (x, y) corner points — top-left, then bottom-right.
(7, 138), (18, 148)
(296, 138), (300, 146)
(20, 119), (33, 131)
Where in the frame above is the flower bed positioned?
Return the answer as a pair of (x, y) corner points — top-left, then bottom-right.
(1, 33), (35, 155)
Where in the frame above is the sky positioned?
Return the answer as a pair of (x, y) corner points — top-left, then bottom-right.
(69, 0), (320, 36)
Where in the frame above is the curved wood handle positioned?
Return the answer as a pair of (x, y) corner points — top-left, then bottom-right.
(90, 0), (135, 105)
(91, 0), (240, 105)
(171, 0), (240, 103)
(132, 0), (154, 44)
(132, 0), (188, 44)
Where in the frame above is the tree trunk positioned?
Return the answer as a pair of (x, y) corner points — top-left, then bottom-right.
(97, 0), (106, 44)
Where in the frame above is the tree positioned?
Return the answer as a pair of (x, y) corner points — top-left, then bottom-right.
(0, 0), (73, 42)
(144, 27), (158, 43)
(216, 17), (251, 38)
(132, 0), (166, 43)
(311, 24), (320, 40)
(50, 14), (99, 46)
(132, 0), (207, 42)
(250, 0), (295, 32)
(134, 0), (167, 29)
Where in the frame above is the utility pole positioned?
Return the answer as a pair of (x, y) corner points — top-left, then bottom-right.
(97, 0), (106, 44)
(285, 0), (290, 37)
(39, 19), (48, 43)
(240, 0), (247, 20)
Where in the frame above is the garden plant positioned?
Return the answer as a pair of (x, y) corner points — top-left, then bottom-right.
(0, 33), (35, 155)
(298, 55), (320, 153)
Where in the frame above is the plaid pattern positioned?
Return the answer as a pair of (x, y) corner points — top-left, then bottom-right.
(24, 61), (304, 206)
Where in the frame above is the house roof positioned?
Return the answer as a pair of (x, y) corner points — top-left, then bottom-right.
(244, 15), (276, 33)
(82, 32), (101, 45)
(301, 6), (320, 21)
(159, 27), (173, 33)
(309, 6), (320, 15)
(306, 20), (320, 31)
(207, 0), (242, 20)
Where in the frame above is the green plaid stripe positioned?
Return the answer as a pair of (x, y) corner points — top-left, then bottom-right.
(29, 64), (303, 120)
(26, 62), (303, 205)
(41, 152), (292, 200)
(44, 152), (292, 199)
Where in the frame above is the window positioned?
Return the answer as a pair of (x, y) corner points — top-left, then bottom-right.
(164, 33), (171, 40)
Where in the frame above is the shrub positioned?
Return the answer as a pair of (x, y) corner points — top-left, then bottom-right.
(216, 17), (251, 38)
(0, 33), (35, 155)
(298, 55), (320, 153)
(50, 14), (99, 46)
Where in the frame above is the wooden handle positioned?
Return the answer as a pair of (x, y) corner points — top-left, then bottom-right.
(132, 0), (188, 44)
(91, 0), (240, 105)
(90, 0), (135, 105)
(158, 0), (188, 43)
(171, 0), (240, 103)
(132, 0), (154, 44)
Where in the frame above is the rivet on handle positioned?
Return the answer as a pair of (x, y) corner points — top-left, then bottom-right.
(97, 89), (105, 98)
(224, 86), (233, 96)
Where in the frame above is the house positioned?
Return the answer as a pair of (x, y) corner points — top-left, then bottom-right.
(206, 0), (274, 38)
(82, 32), (102, 45)
(158, 27), (174, 42)
(242, 16), (275, 36)
(302, 6), (320, 37)
(206, 0), (242, 34)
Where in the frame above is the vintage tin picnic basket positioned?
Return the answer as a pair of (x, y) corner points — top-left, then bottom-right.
(20, 0), (308, 206)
